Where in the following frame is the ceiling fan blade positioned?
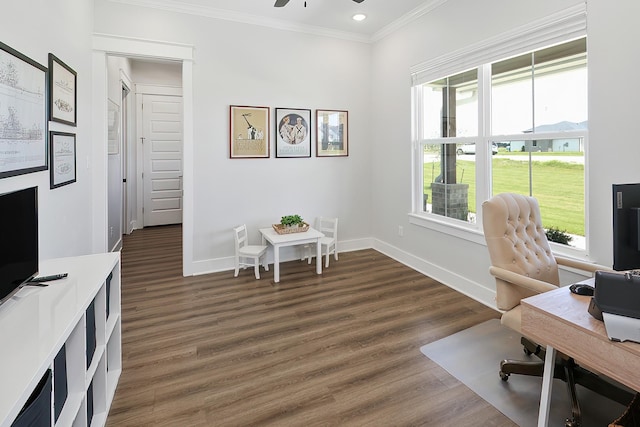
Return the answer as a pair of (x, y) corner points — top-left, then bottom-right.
(274, 0), (290, 7)
(352, 0), (365, 3)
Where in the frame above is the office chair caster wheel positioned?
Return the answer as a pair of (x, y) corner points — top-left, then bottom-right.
(499, 371), (510, 381)
(565, 419), (580, 427)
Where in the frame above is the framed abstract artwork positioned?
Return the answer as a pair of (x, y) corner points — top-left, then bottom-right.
(49, 53), (77, 126)
(316, 109), (348, 157)
(275, 108), (311, 158)
(229, 105), (269, 158)
(0, 41), (48, 178)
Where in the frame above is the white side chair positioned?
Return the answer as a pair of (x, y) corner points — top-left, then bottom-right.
(305, 217), (338, 268)
(233, 224), (269, 279)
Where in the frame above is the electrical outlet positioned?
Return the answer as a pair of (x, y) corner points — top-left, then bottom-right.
(398, 226), (404, 237)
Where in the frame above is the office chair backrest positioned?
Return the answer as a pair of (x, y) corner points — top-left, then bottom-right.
(482, 193), (560, 311)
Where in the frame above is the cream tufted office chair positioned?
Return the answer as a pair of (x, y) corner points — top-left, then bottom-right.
(482, 193), (632, 427)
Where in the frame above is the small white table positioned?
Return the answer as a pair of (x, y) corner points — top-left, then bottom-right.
(259, 226), (325, 283)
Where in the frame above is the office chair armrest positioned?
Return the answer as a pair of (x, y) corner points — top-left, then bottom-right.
(555, 256), (612, 274)
(489, 266), (557, 294)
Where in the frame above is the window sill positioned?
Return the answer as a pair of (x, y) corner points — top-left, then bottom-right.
(408, 212), (486, 245)
(547, 241), (592, 264)
(408, 212), (594, 264)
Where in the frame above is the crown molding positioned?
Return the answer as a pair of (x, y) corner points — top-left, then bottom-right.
(108, 0), (448, 43)
(409, 3), (586, 85)
(108, 0), (372, 43)
(371, 0), (450, 42)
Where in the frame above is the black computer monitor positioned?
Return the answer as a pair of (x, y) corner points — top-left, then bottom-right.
(612, 183), (640, 271)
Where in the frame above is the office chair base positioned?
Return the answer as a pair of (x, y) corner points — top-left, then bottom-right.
(500, 344), (635, 427)
(610, 392), (640, 427)
(499, 359), (544, 381)
(564, 360), (582, 427)
(499, 358), (583, 426)
(521, 336), (543, 356)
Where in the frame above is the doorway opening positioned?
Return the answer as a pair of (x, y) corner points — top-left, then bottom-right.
(93, 34), (194, 275)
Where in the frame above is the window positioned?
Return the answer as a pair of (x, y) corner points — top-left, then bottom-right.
(413, 37), (587, 249)
(420, 70), (479, 221)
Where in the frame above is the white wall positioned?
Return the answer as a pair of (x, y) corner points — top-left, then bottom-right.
(94, 0), (374, 273)
(92, 0), (640, 306)
(130, 59), (182, 86)
(0, 1), (95, 261)
(368, 0), (640, 306)
(4, 0), (634, 308)
(586, 0), (640, 266)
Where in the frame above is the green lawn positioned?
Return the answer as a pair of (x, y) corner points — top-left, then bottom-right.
(423, 155), (585, 235)
(502, 151), (581, 157)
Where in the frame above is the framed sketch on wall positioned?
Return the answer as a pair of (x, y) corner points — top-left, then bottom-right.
(275, 108), (311, 158)
(49, 131), (76, 189)
(0, 41), (48, 179)
(108, 99), (119, 154)
(49, 53), (77, 126)
(316, 109), (348, 157)
(229, 105), (269, 158)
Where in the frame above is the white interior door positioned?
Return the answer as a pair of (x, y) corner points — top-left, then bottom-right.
(142, 94), (183, 227)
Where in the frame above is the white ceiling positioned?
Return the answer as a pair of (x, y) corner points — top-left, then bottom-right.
(113, 0), (446, 42)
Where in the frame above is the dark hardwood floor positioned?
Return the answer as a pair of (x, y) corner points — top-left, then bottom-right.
(106, 225), (514, 426)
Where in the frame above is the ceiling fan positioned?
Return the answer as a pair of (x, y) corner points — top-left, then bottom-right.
(275, 0), (364, 7)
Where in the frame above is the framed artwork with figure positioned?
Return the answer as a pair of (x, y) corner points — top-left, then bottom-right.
(230, 105), (270, 158)
(316, 109), (348, 157)
(275, 108), (311, 158)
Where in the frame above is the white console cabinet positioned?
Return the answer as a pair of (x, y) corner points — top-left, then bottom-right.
(0, 253), (121, 427)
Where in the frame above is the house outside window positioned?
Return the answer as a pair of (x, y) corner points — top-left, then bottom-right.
(412, 34), (587, 250)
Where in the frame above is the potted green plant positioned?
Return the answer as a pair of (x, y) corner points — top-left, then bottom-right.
(545, 226), (573, 245)
(280, 214), (304, 228)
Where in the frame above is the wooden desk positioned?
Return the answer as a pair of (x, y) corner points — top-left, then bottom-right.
(521, 286), (640, 426)
(259, 227), (324, 283)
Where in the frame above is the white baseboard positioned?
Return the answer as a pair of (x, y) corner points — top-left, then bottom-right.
(111, 237), (123, 253)
(187, 236), (497, 311)
(190, 237), (374, 276)
(372, 239), (497, 310)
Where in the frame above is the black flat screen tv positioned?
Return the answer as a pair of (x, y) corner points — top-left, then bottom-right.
(0, 186), (38, 306)
(612, 183), (640, 271)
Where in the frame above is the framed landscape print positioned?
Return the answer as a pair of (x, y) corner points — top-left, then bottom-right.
(49, 131), (76, 189)
(275, 108), (311, 158)
(230, 105), (269, 158)
(0, 41), (48, 178)
(49, 53), (77, 126)
(316, 109), (348, 157)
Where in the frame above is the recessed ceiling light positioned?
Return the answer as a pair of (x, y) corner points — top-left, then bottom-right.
(352, 13), (367, 22)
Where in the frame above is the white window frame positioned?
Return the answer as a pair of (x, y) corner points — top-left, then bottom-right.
(409, 4), (589, 258)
